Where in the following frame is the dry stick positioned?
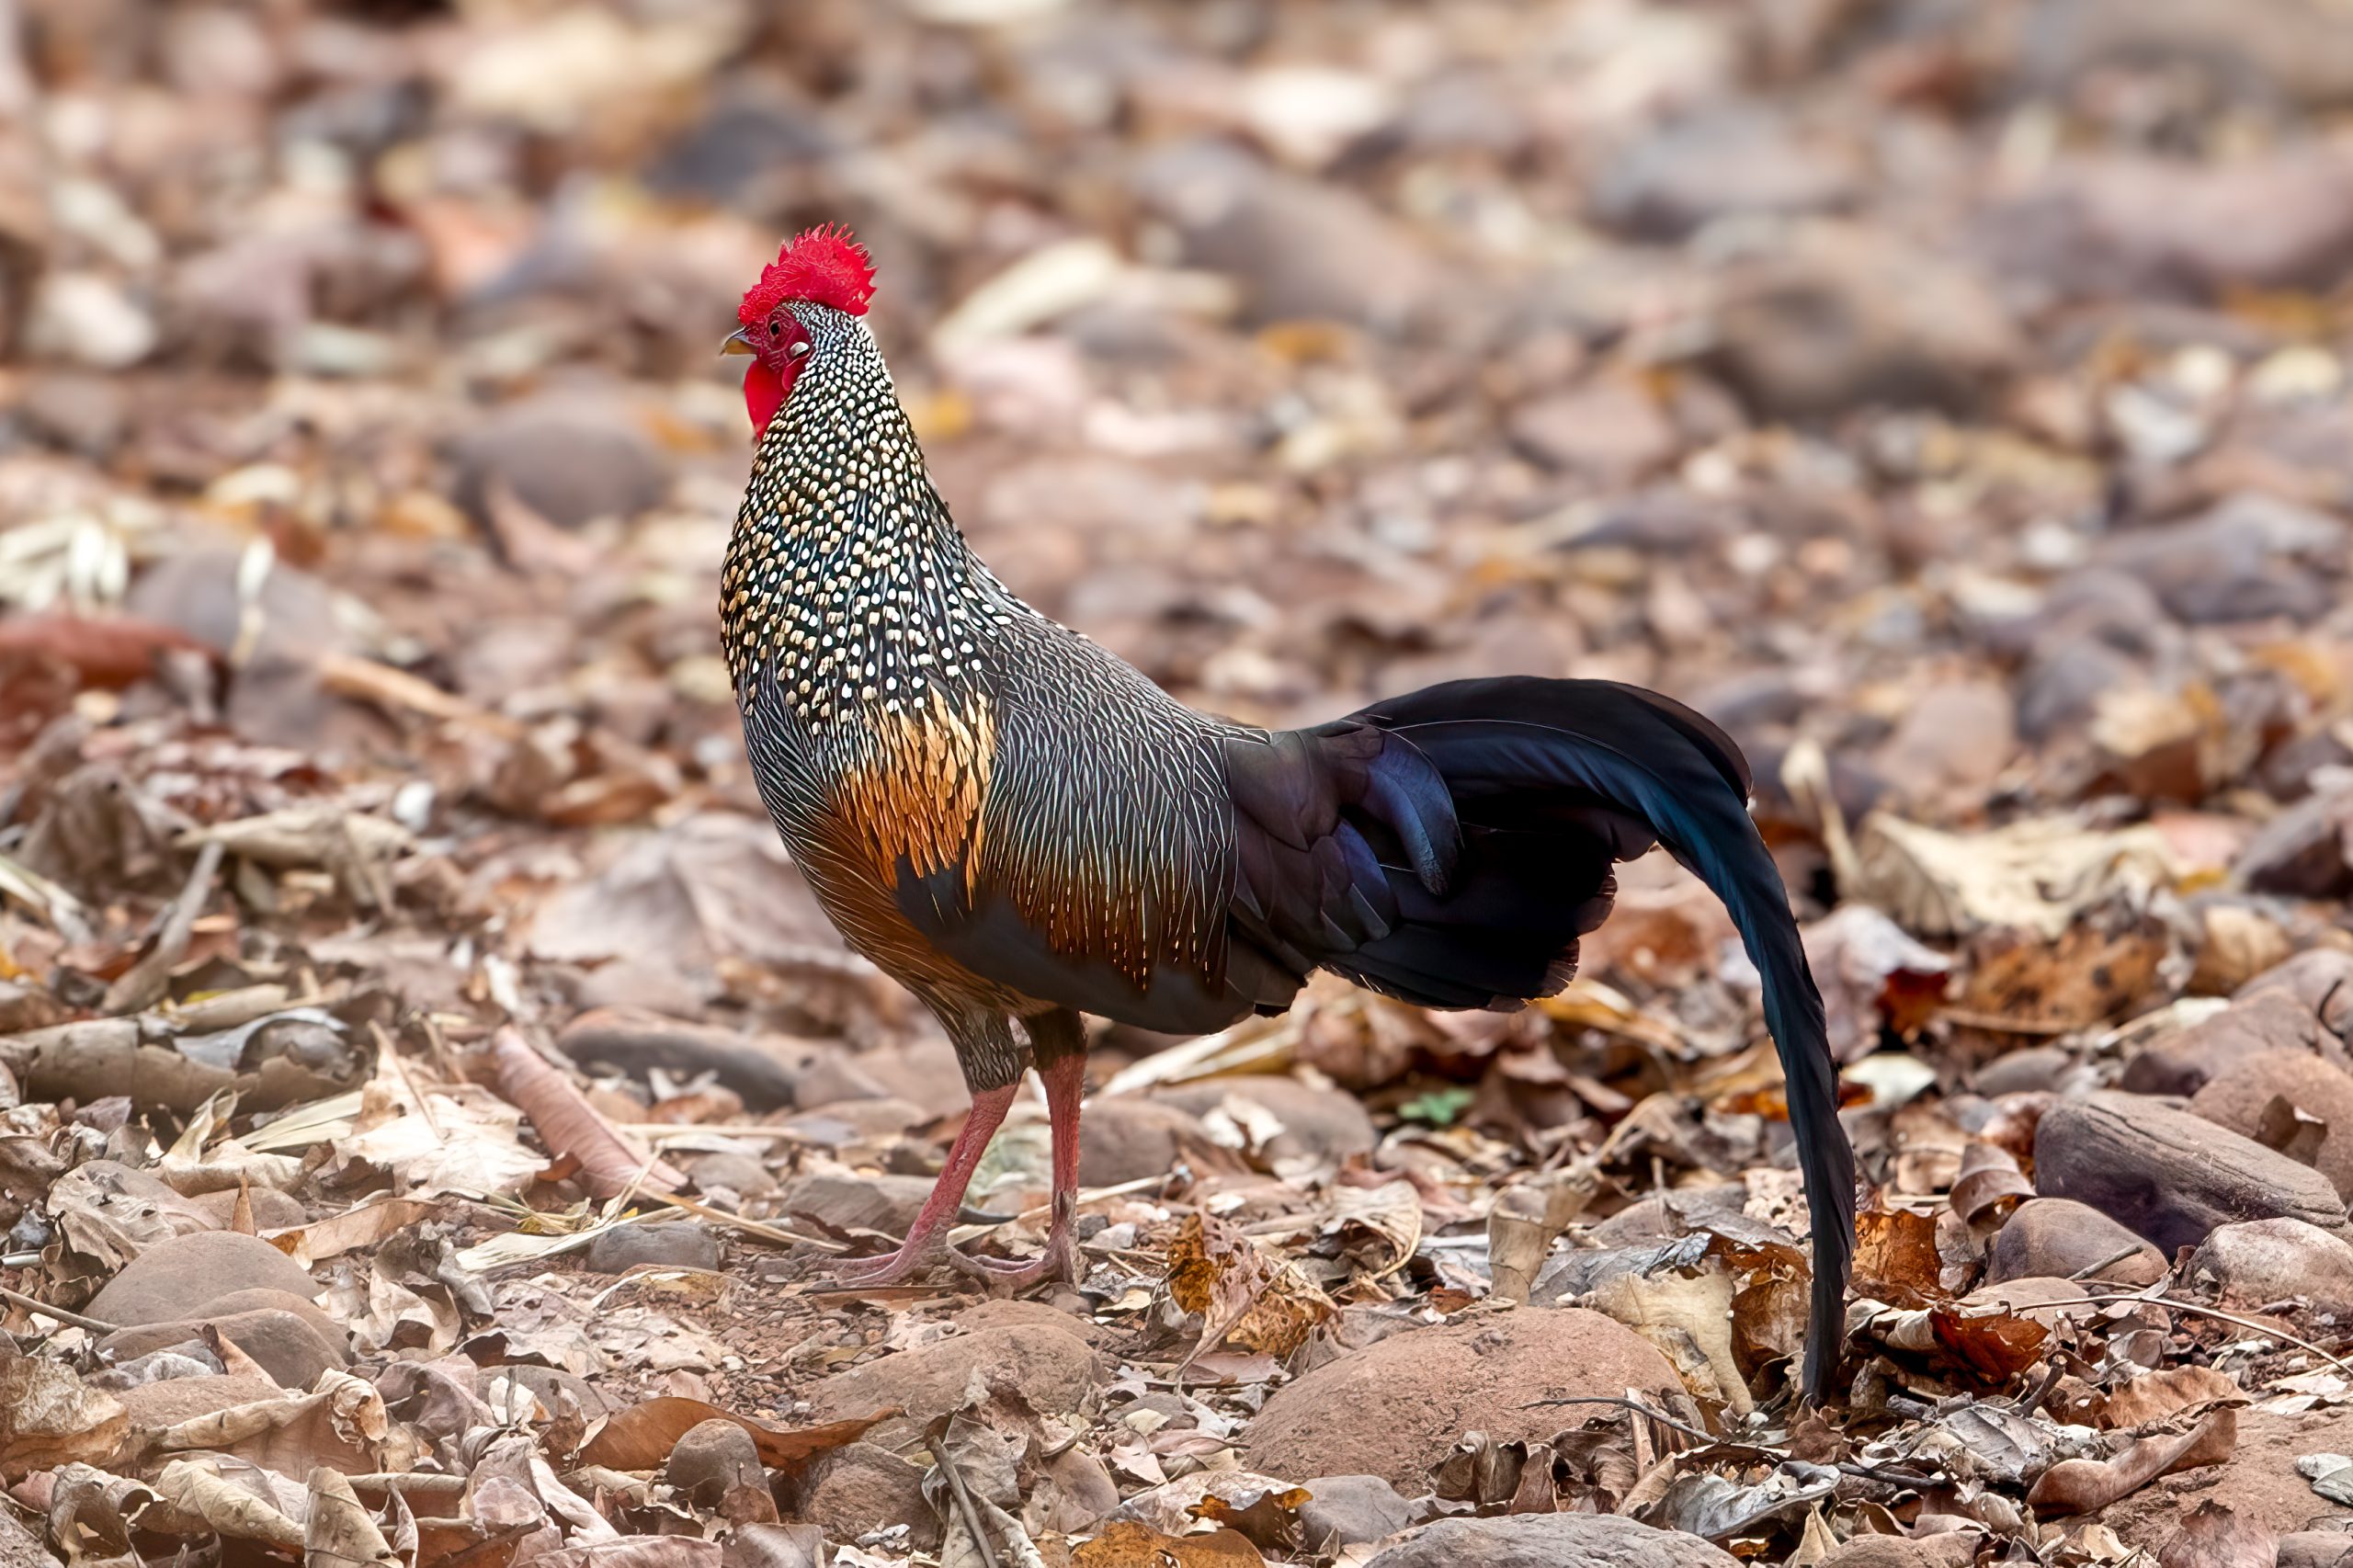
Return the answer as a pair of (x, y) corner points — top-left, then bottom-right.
(0, 1285), (114, 1335)
(933, 1448), (1000, 1568)
(2070, 1244), (2148, 1281)
(101, 839), (224, 1015)
(2032, 1290), (2353, 1381)
(371, 1019), (444, 1141)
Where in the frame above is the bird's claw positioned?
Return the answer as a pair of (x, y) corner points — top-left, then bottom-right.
(815, 1234), (1077, 1293)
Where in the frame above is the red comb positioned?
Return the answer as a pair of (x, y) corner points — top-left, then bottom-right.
(738, 223), (876, 324)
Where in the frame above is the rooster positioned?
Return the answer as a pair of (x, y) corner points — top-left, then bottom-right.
(721, 227), (1857, 1400)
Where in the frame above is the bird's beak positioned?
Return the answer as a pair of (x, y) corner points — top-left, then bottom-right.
(721, 327), (756, 357)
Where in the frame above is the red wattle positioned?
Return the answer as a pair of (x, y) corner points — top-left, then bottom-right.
(745, 360), (787, 437)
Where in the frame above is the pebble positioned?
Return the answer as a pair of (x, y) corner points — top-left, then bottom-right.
(87, 1231), (320, 1328)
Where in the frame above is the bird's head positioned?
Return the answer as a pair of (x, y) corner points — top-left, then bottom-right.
(722, 223), (878, 437)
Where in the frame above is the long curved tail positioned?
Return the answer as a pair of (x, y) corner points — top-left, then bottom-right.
(1234, 676), (1855, 1401)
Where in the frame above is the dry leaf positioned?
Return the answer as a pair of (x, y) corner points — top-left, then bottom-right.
(576, 1396), (890, 1472)
(0, 1358), (129, 1480)
(1073, 1520), (1266, 1566)
(493, 1028), (687, 1197)
(2028, 1409), (2234, 1516)
(1165, 1212), (1335, 1361)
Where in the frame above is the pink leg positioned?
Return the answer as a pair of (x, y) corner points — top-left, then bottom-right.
(822, 1084), (1017, 1287)
(961, 1051), (1085, 1288)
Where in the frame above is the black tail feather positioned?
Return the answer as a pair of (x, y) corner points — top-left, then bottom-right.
(1347, 676), (1857, 1403)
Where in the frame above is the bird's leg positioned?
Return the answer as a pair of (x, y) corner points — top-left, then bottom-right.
(820, 1083), (1017, 1288)
(958, 1008), (1086, 1288)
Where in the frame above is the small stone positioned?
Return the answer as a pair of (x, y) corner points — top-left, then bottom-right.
(2190, 1218), (2353, 1314)
(2120, 991), (2343, 1096)
(1154, 1076), (1377, 1165)
(1987, 1199), (2167, 1287)
(1506, 379), (1679, 483)
(114, 1374), (282, 1432)
(778, 1173), (935, 1238)
(2035, 1092), (2349, 1254)
(87, 1232), (320, 1328)
(1363, 1512), (1739, 1568)
(585, 1222), (721, 1275)
(681, 1153), (778, 1200)
(1297, 1474), (1416, 1550)
(99, 1307), (344, 1392)
(2279, 1528), (2353, 1568)
(24, 271), (156, 369)
(807, 1300), (1103, 1440)
(2191, 1049), (2353, 1200)
(196, 1289), (347, 1348)
(1821, 1534), (1984, 1568)
(1588, 107), (1856, 242)
(557, 1007), (813, 1113)
(790, 1443), (934, 1550)
(453, 393), (671, 531)
(1245, 1309), (1679, 1489)
(665, 1417), (764, 1505)
(1074, 1096), (1229, 1188)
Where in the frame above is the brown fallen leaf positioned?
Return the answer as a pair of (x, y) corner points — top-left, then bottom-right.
(574, 1396), (891, 1472)
(2156, 1501), (2275, 1568)
(1850, 1204), (1942, 1307)
(1165, 1212), (1335, 1364)
(1073, 1520), (1266, 1566)
(1949, 1142), (2035, 1229)
(2027, 1407), (2234, 1516)
(492, 1028), (687, 1197)
(0, 1358), (129, 1480)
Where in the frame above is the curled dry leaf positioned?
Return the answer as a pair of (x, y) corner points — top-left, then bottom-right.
(1165, 1212), (1335, 1361)
(1950, 1142), (2036, 1228)
(1850, 1205), (1943, 1306)
(2027, 1406), (2236, 1517)
(493, 1028), (687, 1197)
(150, 1457), (304, 1549)
(576, 1396), (891, 1472)
(2155, 1501), (2275, 1568)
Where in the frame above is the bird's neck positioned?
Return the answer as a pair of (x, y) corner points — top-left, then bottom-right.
(722, 357), (1009, 732)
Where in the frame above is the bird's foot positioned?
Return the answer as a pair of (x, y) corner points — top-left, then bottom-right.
(814, 1238), (952, 1290)
(950, 1230), (1079, 1292)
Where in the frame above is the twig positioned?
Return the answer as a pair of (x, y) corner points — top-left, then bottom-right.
(102, 839), (223, 1015)
(639, 1186), (846, 1253)
(2027, 1291), (2353, 1381)
(2070, 1244), (2147, 1281)
(934, 1444), (1000, 1568)
(2013, 1358), (2067, 1419)
(0, 1285), (115, 1334)
(372, 1020), (442, 1141)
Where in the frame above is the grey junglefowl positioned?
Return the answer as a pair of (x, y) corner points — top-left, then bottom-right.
(719, 225), (1857, 1401)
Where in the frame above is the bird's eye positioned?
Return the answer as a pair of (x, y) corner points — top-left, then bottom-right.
(788, 340), (812, 359)
(767, 320), (781, 335)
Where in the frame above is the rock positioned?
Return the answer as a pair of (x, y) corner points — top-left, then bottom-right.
(1363, 1512), (1739, 1568)
(2035, 1092), (2348, 1254)
(2279, 1528), (2353, 1568)
(790, 1443), (934, 1551)
(2014, 0), (2353, 111)
(2097, 494), (2347, 627)
(1589, 107), (1857, 242)
(193, 1289), (347, 1348)
(779, 1098), (932, 1147)
(115, 1374), (282, 1432)
(0, 1356), (129, 1479)
(1032, 1445), (1120, 1532)
(778, 1173), (935, 1238)
(2238, 784), (2353, 900)
(558, 1007), (813, 1112)
(18, 370), (129, 458)
(2192, 1050), (2353, 1199)
(1131, 139), (1438, 331)
(1870, 681), (2018, 808)
(2244, 951), (2353, 1026)
(1506, 379), (1679, 483)
(2121, 992), (2342, 1096)
(99, 1308), (345, 1391)
(1984, 148), (2353, 300)
(807, 1300), (1104, 1437)
(680, 1153), (778, 1200)
(2191, 1218), (2353, 1313)
(1701, 225), (2021, 419)
(1297, 1474), (1416, 1551)
(1245, 1308), (1679, 1490)
(585, 1221), (721, 1274)
(1074, 1096), (1230, 1188)
(24, 271), (156, 369)
(188, 1187), (308, 1231)
(1987, 1199), (2168, 1287)
(87, 1231), (320, 1327)
(1154, 1076), (1377, 1165)
(1973, 1047), (2080, 1097)
(1821, 1533), (1984, 1568)
(665, 1418), (764, 1505)
(453, 392), (671, 531)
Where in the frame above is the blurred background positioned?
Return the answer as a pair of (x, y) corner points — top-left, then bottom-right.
(2, 0), (2351, 1102)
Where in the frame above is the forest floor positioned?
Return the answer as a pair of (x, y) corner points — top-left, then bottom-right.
(6, 1), (2353, 1564)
